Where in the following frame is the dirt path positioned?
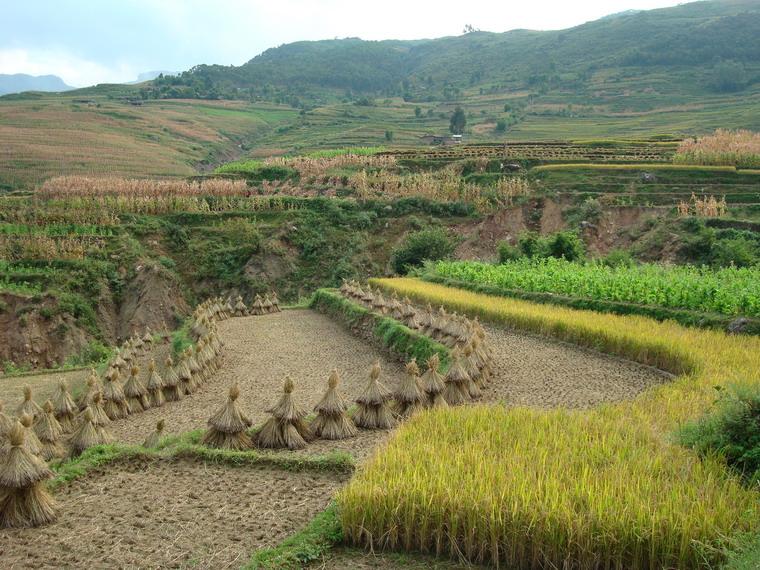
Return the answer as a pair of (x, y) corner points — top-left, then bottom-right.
(0, 457), (347, 570)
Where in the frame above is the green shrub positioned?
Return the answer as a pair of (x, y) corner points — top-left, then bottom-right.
(603, 249), (636, 268)
(546, 231), (585, 262)
(497, 241), (522, 263)
(391, 228), (456, 274)
(678, 384), (760, 485)
(517, 232), (548, 258)
(710, 237), (758, 268)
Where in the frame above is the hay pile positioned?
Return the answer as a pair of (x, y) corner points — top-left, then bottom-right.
(163, 356), (183, 402)
(102, 368), (130, 420)
(124, 365), (150, 413)
(234, 295), (248, 316)
(421, 354), (448, 408)
(143, 419), (165, 449)
(354, 361), (396, 430)
(443, 347), (471, 406)
(146, 359), (166, 407)
(53, 380), (77, 433)
(69, 408), (111, 457)
(0, 422), (57, 528)
(311, 370), (357, 440)
(202, 385), (253, 450)
(395, 360), (425, 418)
(257, 377), (311, 450)
(16, 386), (43, 422)
(36, 401), (64, 461)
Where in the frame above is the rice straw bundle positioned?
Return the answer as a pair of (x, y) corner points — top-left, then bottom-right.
(201, 385), (253, 450)
(395, 360), (425, 418)
(257, 377), (311, 450)
(353, 361), (396, 430)
(262, 294), (274, 314)
(462, 344), (482, 399)
(102, 370), (130, 420)
(311, 370), (357, 440)
(16, 386), (43, 422)
(143, 419), (165, 449)
(146, 360), (166, 407)
(69, 408), (106, 457)
(17, 414), (42, 456)
(443, 347), (471, 405)
(234, 295), (247, 316)
(271, 292), (281, 312)
(85, 392), (111, 429)
(52, 380), (77, 433)
(162, 357), (183, 402)
(421, 354), (448, 408)
(0, 422), (57, 528)
(177, 352), (193, 395)
(250, 294), (265, 316)
(35, 401), (65, 461)
(123, 365), (150, 413)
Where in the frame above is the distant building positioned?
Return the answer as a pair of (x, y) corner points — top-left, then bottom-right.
(420, 134), (463, 146)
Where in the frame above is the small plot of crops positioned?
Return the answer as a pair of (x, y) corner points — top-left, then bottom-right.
(337, 278), (760, 569)
(387, 141), (676, 163)
(674, 129), (760, 169)
(431, 258), (760, 318)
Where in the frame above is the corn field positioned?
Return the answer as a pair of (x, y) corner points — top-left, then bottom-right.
(265, 153), (397, 178)
(337, 277), (760, 569)
(431, 258), (760, 317)
(39, 176), (251, 198)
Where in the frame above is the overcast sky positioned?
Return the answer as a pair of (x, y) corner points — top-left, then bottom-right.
(1, 0), (685, 87)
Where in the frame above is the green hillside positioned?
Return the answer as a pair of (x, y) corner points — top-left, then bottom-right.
(148, 0), (760, 106)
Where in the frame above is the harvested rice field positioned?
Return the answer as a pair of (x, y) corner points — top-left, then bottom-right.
(0, 456), (347, 569)
(101, 310), (666, 455)
(313, 547), (484, 569)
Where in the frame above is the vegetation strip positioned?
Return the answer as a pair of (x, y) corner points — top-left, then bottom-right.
(244, 502), (343, 569)
(310, 288), (450, 370)
(51, 436), (355, 490)
(421, 272), (760, 335)
(335, 277), (760, 568)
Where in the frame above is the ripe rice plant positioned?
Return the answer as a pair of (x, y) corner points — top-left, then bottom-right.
(674, 130), (760, 169)
(431, 258), (760, 318)
(265, 153), (397, 178)
(337, 277), (760, 568)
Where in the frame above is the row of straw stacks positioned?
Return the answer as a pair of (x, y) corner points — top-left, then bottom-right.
(0, 297), (226, 528)
(340, 280), (494, 404)
(231, 293), (281, 317)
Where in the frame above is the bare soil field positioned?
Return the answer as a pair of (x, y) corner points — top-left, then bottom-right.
(0, 456), (347, 570)
(3, 310), (668, 460)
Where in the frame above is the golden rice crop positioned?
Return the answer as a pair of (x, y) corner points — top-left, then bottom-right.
(673, 129), (760, 169)
(338, 277), (760, 569)
(265, 153), (396, 178)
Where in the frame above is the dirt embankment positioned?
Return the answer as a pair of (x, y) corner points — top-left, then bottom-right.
(1, 262), (189, 370)
(454, 198), (661, 260)
(0, 293), (93, 369)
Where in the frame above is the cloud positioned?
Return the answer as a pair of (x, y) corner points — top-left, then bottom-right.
(0, 48), (137, 87)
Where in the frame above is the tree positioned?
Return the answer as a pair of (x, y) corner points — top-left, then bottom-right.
(414, 106), (422, 118)
(449, 106), (466, 135)
(391, 228), (456, 274)
(385, 130), (394, 142)
(495, 119), (507, 133)
(712, 60), (746, 93)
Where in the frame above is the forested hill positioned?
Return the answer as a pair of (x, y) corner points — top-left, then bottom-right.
(146, 0), (760, 104)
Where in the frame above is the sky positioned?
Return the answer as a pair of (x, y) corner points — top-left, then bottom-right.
(1, 0), (685, 87)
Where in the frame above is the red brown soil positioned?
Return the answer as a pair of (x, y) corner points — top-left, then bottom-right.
(0, 457), (347, 569)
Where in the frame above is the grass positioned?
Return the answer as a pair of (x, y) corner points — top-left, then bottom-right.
(244, 503), (344, 569)
(336, 277), (760, 569)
